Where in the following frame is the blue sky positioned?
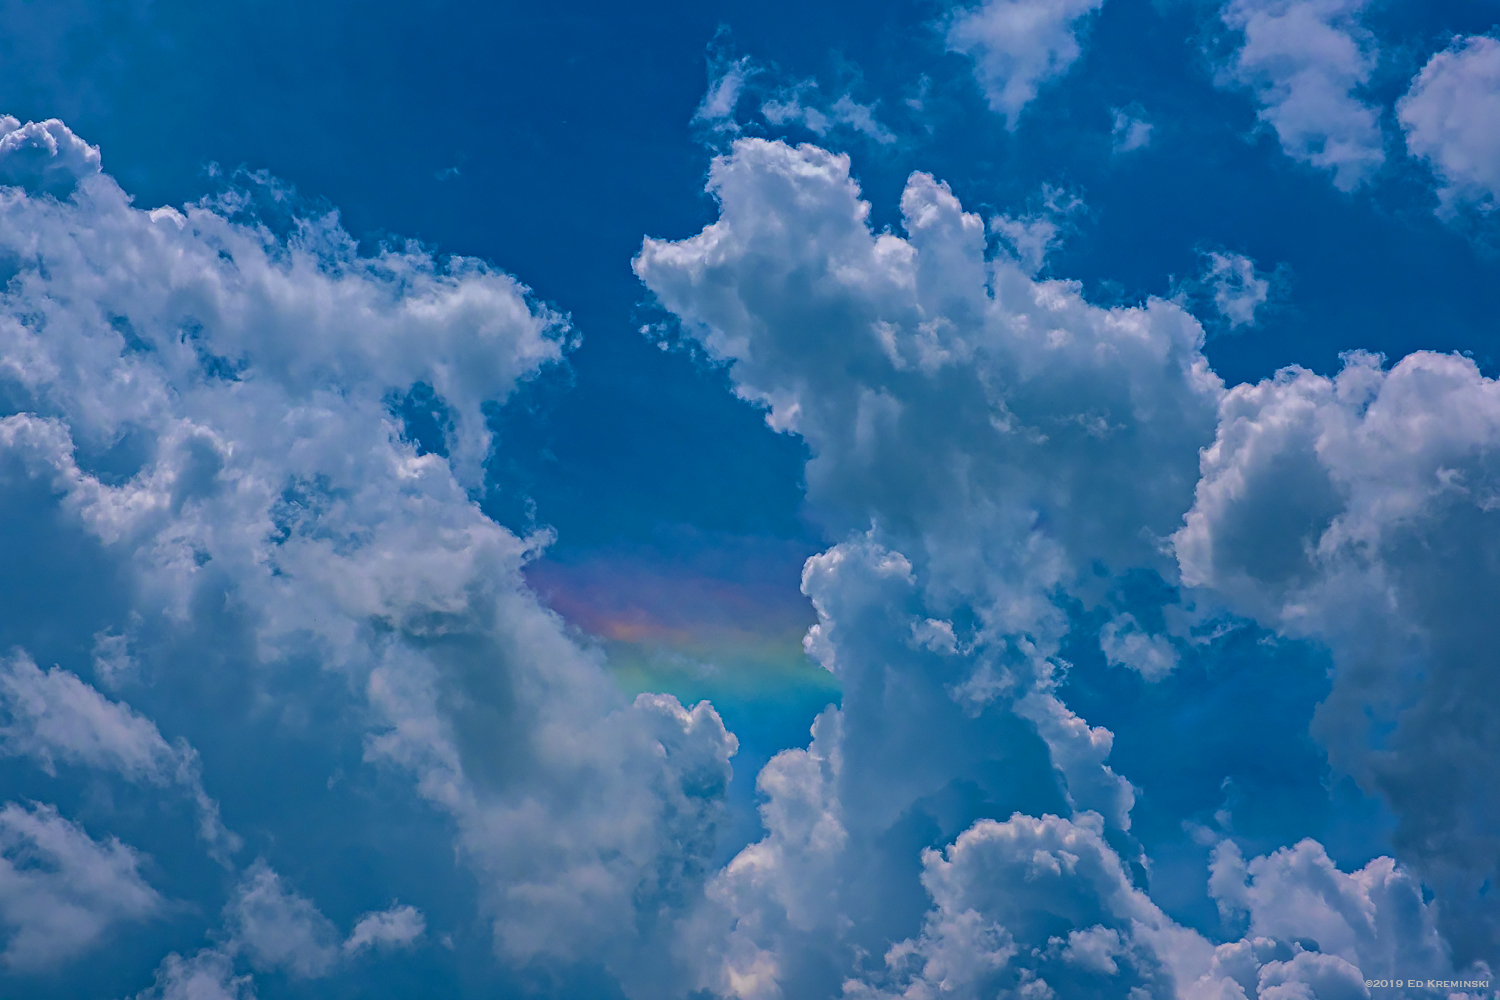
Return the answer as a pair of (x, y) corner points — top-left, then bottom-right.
(0, 1), (1498, 998)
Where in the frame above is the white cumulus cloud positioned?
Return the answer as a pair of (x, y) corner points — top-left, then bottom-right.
(0, 115), (100, 197)
(1111, 108), (1153, 153)
(946, 0), (1106, 128)
(0, 651), (238, 861)
(344, 903), (426, 953)
(0, 801), (161, 970)
(0, 114), (737, 996)
(1209, 838), (1453, 980)
(762, 88), (897, 145)
(1098, 613), (1178, 681)
(225, 862), (428, 976)
(1176, 348), (1500, 965)
(5, 91), (1498, 1000)
(637, 135), (1220, 997)
(1397, 34), (1500, 215)
(635, 132), (1493, 997)
(846, 813), (1472, 999)
(133, 949), (254, 1000)
(1217, 0), (1385, 191)
(1203, 251), (1272, 329)
(695, 54), (756, 130)
(988, 185), (1083, 276)
(224, 861), (341, 978)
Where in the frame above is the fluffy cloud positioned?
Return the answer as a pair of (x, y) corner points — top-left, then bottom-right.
(1098, 613), (1178, 681)
(639, 140), (1212, 863)
(0, 115), (100, 198)
(0, 801), (161, 969)
(1397, 35), (1500, 214)
(199, 862), (424, 988)
(696, 706), (846, 1000)
(692, 47), (896, 146)
(637, 139), (1220, 584)
(344, 903), (425, 953)
(1202, 252), (1271, 329)
(0, 114), (736, 994)
(842, 813), (1470, 1000)
(133, 949), (253, 1000)
(946, 0), (1106, 128)
(695, 54), (757, 130)
(1209, 838), (1453, 980)
(4, 94), (1496, 1000)
(224, 861), (341, 978)
(1176, 349), (1500, 965)
(0, 651), (237, 860)
(988, 185), (1084, 276)
(842, 813), (1212, 999)
(636, 134), (1493, 997)
(636, 140), (1219, 726)
(1217, 0), (1385, 191)
(0, 651), (181, 781)
(637, 136), (1222, 996)
(762, 89), (897, 146)
(1111, 108), (1153, 153)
